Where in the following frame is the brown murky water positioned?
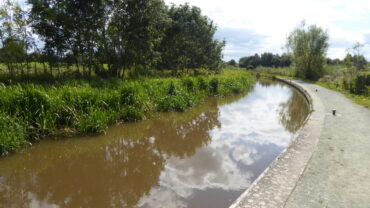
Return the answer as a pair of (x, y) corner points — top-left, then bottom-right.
(0, 80), (309, 208)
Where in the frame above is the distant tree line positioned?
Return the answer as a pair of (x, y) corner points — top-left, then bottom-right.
(326, 54), (367, 69)
(235, 53), (292, 69)
(0, 0), (225, 78)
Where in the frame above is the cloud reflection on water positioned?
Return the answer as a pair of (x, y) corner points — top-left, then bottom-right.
(138, 82), (308, 208)
(0, 81), (309, 208)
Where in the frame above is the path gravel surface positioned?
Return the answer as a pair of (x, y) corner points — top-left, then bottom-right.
(285, 81), (370, 208)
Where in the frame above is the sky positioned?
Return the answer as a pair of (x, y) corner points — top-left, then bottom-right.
(165, 0), (370, 61)
(16, 0), (370, 61)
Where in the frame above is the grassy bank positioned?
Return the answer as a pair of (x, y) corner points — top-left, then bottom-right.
(0, 69), (255, 156)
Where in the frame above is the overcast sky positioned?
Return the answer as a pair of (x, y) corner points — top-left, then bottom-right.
(165, 0), (370, 61)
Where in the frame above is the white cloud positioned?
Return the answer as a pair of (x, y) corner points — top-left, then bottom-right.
(165, 0), (370, 60)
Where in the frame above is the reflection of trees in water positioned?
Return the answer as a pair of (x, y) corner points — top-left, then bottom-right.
(152, 100), (220, 158)
(278, 90), (309, 133)
(0, 96), (227, 208)
(258, 80), (274, 88)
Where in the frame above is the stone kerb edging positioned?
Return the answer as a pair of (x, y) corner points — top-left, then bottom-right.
(230, 79), (325, 208)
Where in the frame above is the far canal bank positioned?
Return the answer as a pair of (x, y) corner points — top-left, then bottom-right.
(232, 79), (370, 208)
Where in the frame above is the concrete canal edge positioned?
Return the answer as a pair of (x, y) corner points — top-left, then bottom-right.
(230, 79), (326, 208)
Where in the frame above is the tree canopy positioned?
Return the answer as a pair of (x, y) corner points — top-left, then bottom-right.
(157, 4), (225, 72)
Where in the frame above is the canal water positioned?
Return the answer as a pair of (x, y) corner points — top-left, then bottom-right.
(0, 80), (309, 208)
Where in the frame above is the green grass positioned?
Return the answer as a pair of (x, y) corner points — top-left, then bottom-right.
(0, 68), (255, 156)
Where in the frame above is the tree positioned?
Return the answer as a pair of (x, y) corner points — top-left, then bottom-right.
(157, 4), (225, 73)
(0, 1), (30, 75)
(0, 38), (26, 76)
(29, 0), (108, 76)
(109, 0), (169, 77)
(287, 22), (329, 80)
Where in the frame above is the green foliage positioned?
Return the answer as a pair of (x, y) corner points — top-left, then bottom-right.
(287, 22), (329, 80)
(157, 3), (225, 72)
(108, 0), (169, 74)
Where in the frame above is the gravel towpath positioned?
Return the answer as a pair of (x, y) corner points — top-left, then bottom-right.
(285, 81), (370, 208)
